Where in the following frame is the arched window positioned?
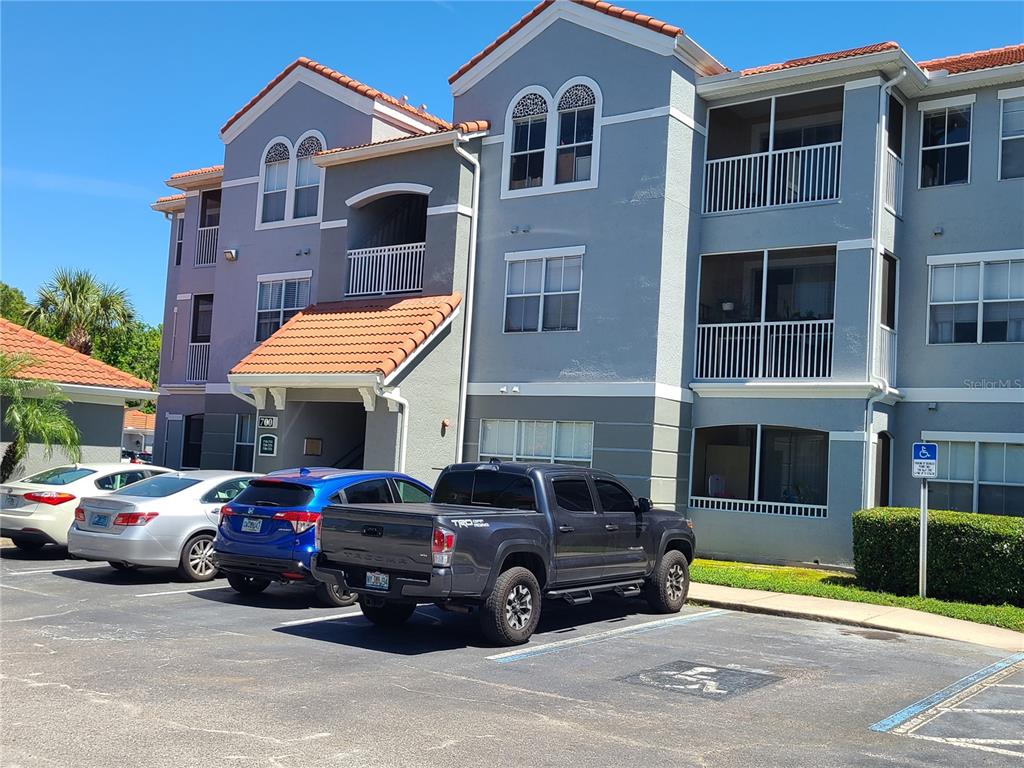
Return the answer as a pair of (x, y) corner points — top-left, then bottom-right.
(293, 135), (323, 218)
(510, 93), (548, 190)
(261, 142), (290, 223)
(556, 84), (596, 184)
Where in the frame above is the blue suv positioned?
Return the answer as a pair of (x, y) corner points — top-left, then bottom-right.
(213, 468), (431, 607)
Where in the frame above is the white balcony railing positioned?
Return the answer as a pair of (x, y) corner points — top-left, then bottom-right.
(695, 319), (834, 380)
(347, 242), (425, 297)
(690, 496), (828, 519)
(703, 142), (842, 214)
(186, 342), (210, 383)
(884, 149), (904, 217)
(195, 226), (219, 266)
(875, 326), (897, 385)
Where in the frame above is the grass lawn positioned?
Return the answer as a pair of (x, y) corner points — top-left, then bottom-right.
(690, 558), (1024, 633)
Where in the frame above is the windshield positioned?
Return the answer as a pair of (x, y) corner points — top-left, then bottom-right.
(432, 470), (536, 510)
(112, 475), (200, 498)
(231, 480), (314, 508)
(20, 467), (95, 485)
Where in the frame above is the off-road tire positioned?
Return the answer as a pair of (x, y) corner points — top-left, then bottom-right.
(644, 550), (689, 613)
(227, 573), (271, 595)
(361, 601), (416, 627)
(315, 581), (358, 607)
(480, 566), (541, 646)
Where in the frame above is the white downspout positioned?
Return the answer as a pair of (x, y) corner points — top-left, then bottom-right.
(376, 384), (409, 473)
(451, 131), (483, 463)
(861, 68), (907, 508)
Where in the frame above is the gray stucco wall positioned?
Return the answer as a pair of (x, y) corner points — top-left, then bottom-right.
(253, 399), (367, 475)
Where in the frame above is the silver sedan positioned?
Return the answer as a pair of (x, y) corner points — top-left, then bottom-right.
(68, 471), (257, 581)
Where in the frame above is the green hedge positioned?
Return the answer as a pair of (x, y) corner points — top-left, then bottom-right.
(852, 507), (1024, 607)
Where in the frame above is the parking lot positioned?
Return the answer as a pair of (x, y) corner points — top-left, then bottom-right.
(2, 543), (1021, 768)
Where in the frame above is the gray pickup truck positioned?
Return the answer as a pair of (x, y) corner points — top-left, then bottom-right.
(311, 461), (696, 645)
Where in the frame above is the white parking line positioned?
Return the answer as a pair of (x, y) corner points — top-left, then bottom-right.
(3, 564), (108, 576)
(134, 585), (229, 598)
(279, 609), (362, 627)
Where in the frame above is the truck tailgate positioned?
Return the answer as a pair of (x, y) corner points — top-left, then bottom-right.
(318, 503), (438, 576)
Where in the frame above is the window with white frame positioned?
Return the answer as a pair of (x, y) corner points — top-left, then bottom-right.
(294, 136), (323, 218)
(504, 253), (582, 333)
(479, 419), (594, 466)
(233, 414), (255, 471)
(930, 439), (1024, 516)
(929, 260), (1024, 343)
(262, 142), (290, 223)
(256, 277), (310, 341)
(920, 104), (971, 187)
(510, 93), (548, 190)
(556, 85), (596, 184)
(1000, 95), (1024, 180)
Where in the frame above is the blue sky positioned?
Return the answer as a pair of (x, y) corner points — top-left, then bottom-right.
(2, 1), (1021, 325)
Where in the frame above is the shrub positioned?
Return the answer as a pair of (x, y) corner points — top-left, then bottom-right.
(853, 507), (1024, 607)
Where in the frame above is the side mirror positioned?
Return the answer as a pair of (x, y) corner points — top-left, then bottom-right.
(636, 497), (651, 514)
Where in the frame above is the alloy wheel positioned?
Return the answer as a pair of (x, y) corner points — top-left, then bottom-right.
(666, 563), (686, 601)
(188, 538), (216, 577)
(505, 584), (533, 630)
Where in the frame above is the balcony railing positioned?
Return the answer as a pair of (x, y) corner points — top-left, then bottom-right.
(195, 226), (219, 266)
(884, 149), (904, 217)
(347, 242), (425, 297)
(690, 496), (828, 519)
(695, 319), (834, 380)
(703, 142), (842, 214)
(186, 342), (210, 383)
(875, 326), (897, 385)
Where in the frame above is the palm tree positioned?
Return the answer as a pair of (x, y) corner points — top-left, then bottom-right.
(25, 269), (135, 355)
(0, 352), (81, 482)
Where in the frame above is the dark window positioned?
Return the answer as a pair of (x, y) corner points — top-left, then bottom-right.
(182, 415), (204, 468)
(881, 254), (898, 329)
(191, 295), (213, 343)
(95, 471), (146, 491)
(887, 95), (904, 157)
(759, 427), (829, 506)
(553, 477), (594, 512)
(595, 479), (634, 512)
(233, 480), (314, 508)
(202, 478), (252, 503)
(510, 112), (546, 190)
(394, 479), (430, 503)
(174, 218), (184, 267)
(981, 301), (1024, 343)
(344, 479), (393, 505)
(921, 106), (971, 187)
(199, 190), (221, 228)
(874, 433), (891, 507)
(432, 471), (473, 505)
(432, 470), (536, 510)
(112, 475), (200, 498)
(928, 481), (974, 513)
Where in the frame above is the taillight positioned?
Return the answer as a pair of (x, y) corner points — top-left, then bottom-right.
(273, 510), (320, 534)
(431, 526), (456, 567)
(24, 491), (76, 506)
(314, 515), (323, 550)
(219, 505), (235, 527)
(112, 512), (158, 526)
(74, 507), (85, 522)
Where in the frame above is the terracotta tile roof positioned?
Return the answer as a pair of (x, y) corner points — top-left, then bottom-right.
(449, 0), (683, 84)
(741, 41), (899, 76)
(230, 294), (462, 378)
(317, 120), (490, 158)
(124, 409), (156, 432)
(168, 165), (223, 180)
(221, 57), (451, 135)
(0, 318), (153, 391)
(918, 43), (1024, 74)
(154, 193), (186, 204)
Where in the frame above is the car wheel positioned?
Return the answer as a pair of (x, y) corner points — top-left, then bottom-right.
(644, 550), (690, 614)
(315, 581), (358, 608)
(10, 537), (45, 552)
(360, 601), (416, 627)
(108, 561), (138, 571)
(480, 566), (541, 646)
(226, 573), (271, 595)
(178, 533), (218, 582)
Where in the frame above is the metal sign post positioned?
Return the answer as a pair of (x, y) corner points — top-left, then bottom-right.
(911, 442), (938, 598)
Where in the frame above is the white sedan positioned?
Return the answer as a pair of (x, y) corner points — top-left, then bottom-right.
(68, 471), (257, 581)
(0, 463), (171, 550)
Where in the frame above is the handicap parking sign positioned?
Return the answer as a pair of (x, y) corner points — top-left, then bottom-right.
(912, 442), (938, 479)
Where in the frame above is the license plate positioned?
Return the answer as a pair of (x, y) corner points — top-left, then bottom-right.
(365, 571), (389, 590)
(241, 517), (262, 533)
(92, 514), (109, 528)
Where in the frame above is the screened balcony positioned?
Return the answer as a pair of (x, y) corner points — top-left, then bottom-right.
(703, 87), (844, 214)
(347, 193), (427, 297)
(696, 246), (836, 380)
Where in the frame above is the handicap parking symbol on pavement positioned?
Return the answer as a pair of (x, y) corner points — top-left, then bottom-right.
(623, 660), (781, 700)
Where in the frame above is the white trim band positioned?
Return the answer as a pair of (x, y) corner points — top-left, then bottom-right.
(918, 93), (976, 111)
(346, 183), (432, 208)
(922, 431), (1024, 444)
(830, 431), (868, 442)
(426, 203), (474, 217)
(998, 86), (1024, 101)
(844, 76), (884, 91)
(320, 219), (348, 229)
(256, 269), (313, 282)
(901, 387), (1024, 403)
(926, 248), (1024, 266)
(467, 381), (693, 403)
(837, 238), (876, 251)
(220, 176), (259, 189)
(505, 245), (586, 262)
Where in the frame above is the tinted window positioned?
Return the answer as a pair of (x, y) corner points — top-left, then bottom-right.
(113, 475), (200, 498)
(596, 480), (635, 512)
(21, 467), (95, 485)
(553, 478), (594, 512)
(95, 471), (147, 491)
(394, 479), (430, 503)
(232, 480), (314, 508)
(344, 479), (393, 505)
(432, 470), (536, 510)
(202, 478), (252, 503)
(432, 471), (473, 505)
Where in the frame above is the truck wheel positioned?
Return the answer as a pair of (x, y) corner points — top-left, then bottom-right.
(227, 574), (271, 595)
(361, 601), (416, 627)
(480, 566), (541, 646)
(644, 550), (689, 613)
(315, 581), (358, 608)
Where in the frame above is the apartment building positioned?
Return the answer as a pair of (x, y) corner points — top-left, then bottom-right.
(151, 0), (1024, 566)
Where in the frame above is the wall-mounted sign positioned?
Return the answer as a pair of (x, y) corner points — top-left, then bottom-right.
(303, 438), (322, 457)
(258, 416), (279, 429)
(258, 434), (278, 457)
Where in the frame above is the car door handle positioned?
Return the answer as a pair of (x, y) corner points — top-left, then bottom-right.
(558, 525), (575, 533)
(605, 524), (619, 532)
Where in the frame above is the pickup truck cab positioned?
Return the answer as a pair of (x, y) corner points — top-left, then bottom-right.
(311, 461), (696, 645)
